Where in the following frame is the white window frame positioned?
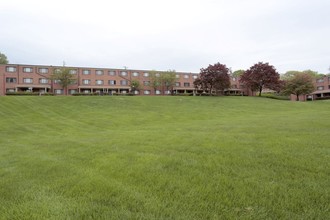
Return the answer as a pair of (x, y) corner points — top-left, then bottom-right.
(54, 89), (63, 94)
(96, 80), (104, 85)
(23, 78), (33, 83)
(23, 67), (33, 73)
(82, 70), (91, 75)
(38, 68), (49, 74)
(109, 80), (116, 85)
(39, 78), (49, 84)
(120, 71), (128, 76)
(108, 70), (116, 76)
(120, 80), (128, 86)
(132, 72), (139, 77)
(69, 69), (77, 74)
(6, 66), (16, 72)
(95, 70), (104, 75)
(82, 79), (91, 85)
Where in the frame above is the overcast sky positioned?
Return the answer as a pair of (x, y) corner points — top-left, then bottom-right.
(1, 0), (329, 73)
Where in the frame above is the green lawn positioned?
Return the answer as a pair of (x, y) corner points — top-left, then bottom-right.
(0, 96), (329, 219)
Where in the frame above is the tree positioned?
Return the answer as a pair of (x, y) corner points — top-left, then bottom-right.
(161, 70), (176, 95)
(0, 52), (9, 64)
(130, 80), (140, 94)
(241, 62), (281, 96)
(50, 67), (77, 95)
(282, 70), (323, 80)
(149, 70), (162, 93)
(194, 62), (230, 95)
(282, 73), (315, 101)
(232, 70), (244, 78)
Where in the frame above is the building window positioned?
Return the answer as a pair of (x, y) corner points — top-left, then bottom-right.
(155, 73), (161, 77)
(69, 89), (77, 94)
(6, 78), (17, 83)
(155, 90), (161, 95)
(82, 79), (90, 85)
(175, 82), (180, 87)
(95, 70), (104, 75)
(143, 81), (150, 86)
(96, 80), (103, 85)
(184, 74), (189, 79)
(108, 70), (116, 76)
(120, 80), (128, 85)
(184, 82), (190, 87)
(144, 90), (151, 95)
(109, 80), (116, 85)
(165, 90), (171, 95)
(54, 89), (63, 94)
(69, 69), (77, 74)
(132, 72), (139, 77)
(54, 79), (61, 84)
(6, 66), (16, 72)
(143, 72), (149, 77)
(6, 88), (15, 93)
(38, 68), (49, 74)
(317, 86), (324, 90)
(316, 78), (324, 83)
(82, 70), (91, 75)
(23, 67), (33, 73)
(23, 78), (33, 84)
(192, 75), (198, 79)
(39, 78), (49, 84)
(133, 90), (139, 95)
(175, 74), (180, 78)
(120, 71), (128, 76)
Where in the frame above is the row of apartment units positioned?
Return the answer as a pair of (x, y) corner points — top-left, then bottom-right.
(0, 64), (247, 96)
(2, 64), (329, 99)
(297, 75), (330, 101)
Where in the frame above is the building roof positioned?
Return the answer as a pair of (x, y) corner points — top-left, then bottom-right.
(312, 89), (330, 94)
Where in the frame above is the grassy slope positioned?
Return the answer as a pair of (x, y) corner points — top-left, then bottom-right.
(0, 96), (329, 219)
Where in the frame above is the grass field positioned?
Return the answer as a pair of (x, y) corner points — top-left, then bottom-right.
(0, 96), (329, 219)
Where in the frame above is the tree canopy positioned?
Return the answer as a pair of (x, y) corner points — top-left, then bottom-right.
(240, 62), (281, 96)
(149, 70), (176, 95)
(50, 67), (77, 95)
(0, 52), (9, 64)
(130, 80), (140, 94)
(194, 62), (230, 95)
(282, 73), (315, 101)
(232, 70), (244, 78)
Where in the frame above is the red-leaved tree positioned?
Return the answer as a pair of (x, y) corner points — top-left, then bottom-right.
(194, 62), (230, 95)
(241, 62), (281, 96)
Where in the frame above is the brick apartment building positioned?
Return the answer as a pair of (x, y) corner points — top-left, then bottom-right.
(0, 64), (251, 96)
(292, 75), (330, 101)
(5, 64), (328, 99)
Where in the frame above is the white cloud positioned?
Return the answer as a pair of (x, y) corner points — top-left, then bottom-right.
(1, 0), (329, 73)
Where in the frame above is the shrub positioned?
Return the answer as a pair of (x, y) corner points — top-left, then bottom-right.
(174, 93), (193, 96)
(260, 93), (290, 100)
(72, 93), (99, 96)
(6, 92), (54, 96)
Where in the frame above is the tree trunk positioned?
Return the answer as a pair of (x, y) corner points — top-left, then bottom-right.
(296, 94), (299, 101)
(259, 86), (262, 96)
